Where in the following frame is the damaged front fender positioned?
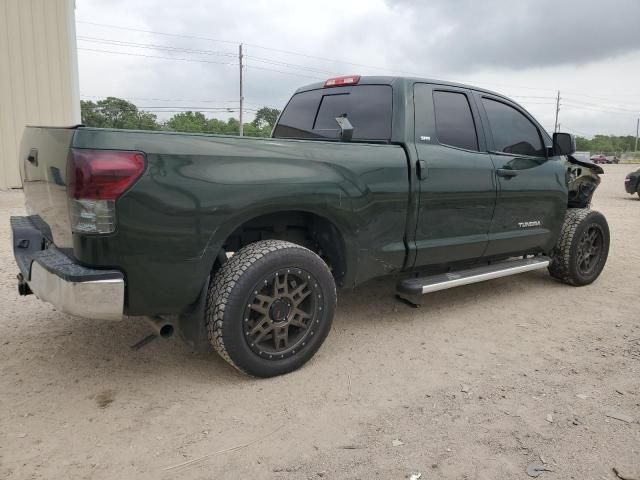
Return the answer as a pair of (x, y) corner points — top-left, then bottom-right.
(565, 154), (602, 208)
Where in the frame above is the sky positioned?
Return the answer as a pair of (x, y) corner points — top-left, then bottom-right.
(75, 0), (640, 138)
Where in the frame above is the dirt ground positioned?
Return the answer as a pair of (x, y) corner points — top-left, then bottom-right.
(0, 165), (638, 480)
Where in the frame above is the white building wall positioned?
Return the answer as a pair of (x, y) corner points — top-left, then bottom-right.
(0, 0), (80, 189)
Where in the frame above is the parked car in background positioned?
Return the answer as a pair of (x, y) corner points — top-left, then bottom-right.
(625, 168), (640, 198)
(606, 156), (619, 164)
(591, 154), (608, 164)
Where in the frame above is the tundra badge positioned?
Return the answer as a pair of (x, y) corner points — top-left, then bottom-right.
(518, 220), (541, 228)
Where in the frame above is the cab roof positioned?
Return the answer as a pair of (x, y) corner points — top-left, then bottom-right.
(295, 75), (513, 102)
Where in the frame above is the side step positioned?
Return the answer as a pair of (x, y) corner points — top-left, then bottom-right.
(396, 256), (550, 295)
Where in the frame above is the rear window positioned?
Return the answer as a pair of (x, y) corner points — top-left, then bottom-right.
(273, 85), (392, 142)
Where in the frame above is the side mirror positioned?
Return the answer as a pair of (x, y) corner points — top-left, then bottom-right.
(553, 132), (576, 156)
(335, 115), (353, 142)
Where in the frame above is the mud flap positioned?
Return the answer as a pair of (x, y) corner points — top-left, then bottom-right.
(176, 277), (211, 353)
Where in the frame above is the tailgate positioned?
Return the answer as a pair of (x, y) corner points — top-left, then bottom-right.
(19, 126), (77, 249)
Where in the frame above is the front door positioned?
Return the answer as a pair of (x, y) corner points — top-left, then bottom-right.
(412, 83), (496, 267)
(475, 94), (567, 257)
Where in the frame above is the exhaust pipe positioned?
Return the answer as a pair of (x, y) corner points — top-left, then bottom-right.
(130, 316), (175, 351)
(145, 316), (175, 339)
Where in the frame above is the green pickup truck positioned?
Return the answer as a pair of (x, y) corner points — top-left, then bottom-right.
(11, 75), (609, 377)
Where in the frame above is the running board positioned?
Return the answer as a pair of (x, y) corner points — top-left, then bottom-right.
(396, 256), (550, 295)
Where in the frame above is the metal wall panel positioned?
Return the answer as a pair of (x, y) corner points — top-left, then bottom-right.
(0, 0), (79, 189)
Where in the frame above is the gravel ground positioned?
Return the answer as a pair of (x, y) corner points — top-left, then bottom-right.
(0, 165), (638, 480)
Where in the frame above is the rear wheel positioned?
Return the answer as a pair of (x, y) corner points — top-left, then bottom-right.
(206, 240), (336, 377)
(548, 208), (609, 286)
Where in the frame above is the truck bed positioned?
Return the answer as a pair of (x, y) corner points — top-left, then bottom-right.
(18, 126), (409, 315)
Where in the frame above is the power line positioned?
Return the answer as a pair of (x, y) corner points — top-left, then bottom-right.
(131, 106), (259, 111)
(77, 19), (640, 133)
(245, 55), (341, 76)
(562, 89), (640, 101)
(81, 95), (239, 103)
(79, 36), (336, 79)
(76, 20), (403, 73)
(562, 103), (639, 116)
(75, 20), (558, 93)
(245, 64), (322, 80)
(516, 101), (556, 105)
(86, 106), (262, 114)
(78, 46), (323, 81)
(87, 104), (262, 110)
(77, 20), (238, 45)
(77, 47), (236, 66)
(80, 95), (283, 110)
(510, 95), (557, 100)
(78, 20), (640, 101)
(562, 97), (640, 113)
(77, 36), (236, 58)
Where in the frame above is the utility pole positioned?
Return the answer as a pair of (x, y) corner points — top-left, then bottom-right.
(635, 117), (639, 152)
(554, 90), (561, 132)
(239, 43), (244, 137)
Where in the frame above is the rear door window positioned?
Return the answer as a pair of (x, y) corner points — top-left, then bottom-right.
(433, 91), (478, 151)
(273, 85), (392, 142)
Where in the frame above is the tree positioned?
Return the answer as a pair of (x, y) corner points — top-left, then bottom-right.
(575, 134), (636, 153)
(81, 97), (159, 130)
(206, 118), (232, 134)
(165, 111), (209, 133)
(252, 107), (281, 129)
(81, 97), (278, 137)
(225, 117), (240, 135)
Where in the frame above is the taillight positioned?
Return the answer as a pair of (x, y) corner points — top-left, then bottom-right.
(67, 149), (145, 234)
(324, 75), (360, 88)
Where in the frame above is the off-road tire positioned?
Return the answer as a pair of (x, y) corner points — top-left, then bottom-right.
(548, 208), (609, 286)
(206, 240), (336, 377)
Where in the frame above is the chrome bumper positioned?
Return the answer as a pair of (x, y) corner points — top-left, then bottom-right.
(11, 215), (125, 321)
(29, 262), (125, 321)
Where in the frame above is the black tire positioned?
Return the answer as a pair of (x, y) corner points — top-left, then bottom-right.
(548, 208), (609, 286)
(206, 240), (336, 377)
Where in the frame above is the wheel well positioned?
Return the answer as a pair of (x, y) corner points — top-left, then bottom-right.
(220, 211), (347, 285)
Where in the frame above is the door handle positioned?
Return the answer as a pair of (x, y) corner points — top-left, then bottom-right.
(416, 160), (427, 180)
(496, 168), (517, 178)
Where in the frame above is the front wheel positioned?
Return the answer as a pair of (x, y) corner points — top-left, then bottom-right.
(548, 208), (610, 286)
(206, 240), (336, 377)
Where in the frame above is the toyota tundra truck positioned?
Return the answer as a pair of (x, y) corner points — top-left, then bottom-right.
(11, 75), (609, 377)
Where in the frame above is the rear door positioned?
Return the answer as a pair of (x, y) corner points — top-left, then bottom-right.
(412, 83), (496, 267)
(476, 94), (567, 256)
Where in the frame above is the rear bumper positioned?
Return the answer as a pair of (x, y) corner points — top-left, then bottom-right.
(11, 216), (125, 321)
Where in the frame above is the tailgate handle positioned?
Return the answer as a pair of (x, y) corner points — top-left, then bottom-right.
(27, 149), (38, 167)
